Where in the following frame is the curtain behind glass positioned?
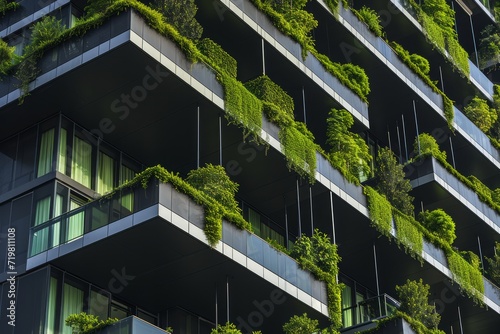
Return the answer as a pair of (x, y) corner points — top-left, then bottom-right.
(37, 129), (55, 177)
(61, 283), (84, 334)
(46, 277), (58, 334)
(31, 196), (51, 256)
(57, 128), (67, 174)
(248, 208), (261, 235)
(342, 285), (353, 327)
(97, 152), (114, 195)
(67, 199), (84, 241)
(120, 165), (135, 212)
(71, 137), (92, 188)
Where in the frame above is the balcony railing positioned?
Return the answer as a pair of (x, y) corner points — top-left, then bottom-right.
(341, 294), (400, 329)
(94, 316), (168, 334)
(29, 179), (159, 257)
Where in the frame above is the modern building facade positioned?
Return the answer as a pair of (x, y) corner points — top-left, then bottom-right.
(0, 0), (500, 333)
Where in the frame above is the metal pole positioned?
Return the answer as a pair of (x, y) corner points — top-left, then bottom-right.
(439, 66), (445, 93)
(296, 179), (302, 237)
(478, 236), (485, 273)
(309, 187), (314, 234)
(285, 198), (289, 249)
(215, 284), (218, 327)
(401, 114), (409, 162)
(226, 276), (230, 322)
(449, 137), (456, 169)
(330, 192), (336, 245)
(413, 100), (421, 154)
(387, 128), (392, 151)
(219, 115), (222, 166)
(396, 123), (403, 164)
(458, 306), (464, 334)
(261, 39), (266, 75)
(470, 15), (480, 68)
(302, 86), (307, 124)
(373, 243), (380, 296)
(197, 106), (200, 168)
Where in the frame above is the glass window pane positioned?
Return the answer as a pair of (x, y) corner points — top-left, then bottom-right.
(97, 152), (114, 195)
(14, 128), (37, 186)
(57, 128), (68, 175)
(31, 196), (52, 255)
(0, 136), (16, 193)
(71, 136), (92, 188)
(46, 277), (58, 334)
(66, 198), (84, 241)
(89, 290), (109, 321)
(342, 285), (353, 327)
(37, 128), (55, 177)
(61, 283), (84, 334)
(248, 208), (261, 236)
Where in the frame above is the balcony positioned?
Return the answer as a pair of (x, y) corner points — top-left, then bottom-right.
(341, 294), (400, 334)
(95, 316), (168, 334)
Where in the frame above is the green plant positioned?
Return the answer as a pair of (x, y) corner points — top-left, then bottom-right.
(0, 39), (14, 75)
(283, 313), (319, 334)
(485, 242), (500, 286)
(326, 108), (372, 184)
(463, 96), (497, 133)
(65, 312), (118, 334)
(356, 6), (383, 37)
(478, 25), (500, 70)
(375, 147), (414, 216)
(197, 38), (237, 78)
(414, 133), (447, 161)
(364, 186), (393, 237)
(26, 16), (66, 53)
(410, 53), (431, 76)
(395, 279), (441, 330)
(447, 251), (484, 303)
(210, 322), (242, 334)
(0, 0), (19, 16)
(244, 75), (295, 118)
(151, 0), (202, 40)
(418, 209), (456, 245)
(393, 210), (424, 260)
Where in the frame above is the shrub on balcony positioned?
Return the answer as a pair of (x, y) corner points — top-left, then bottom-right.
(0, 0), (19, 16)
(418, 209), (456, 245)
(364, 186), (393, 237)
(283, 314), (319, 334)
(414, 133), (447, 162)
(447, 251), (484, 303)
(395, 279), (441, 330)
(65, 312), (118, 334)
(326, 108), (372, 185)
(0, 39), (14, 75)
(485, 241), (500, 286)
(151, 0), (203, 40)
(198, 39), (237, 78)
(478, 25), (500, 70)
(393, 210), (424, 261)
(244, 75), (295, 117)
(355, 6), (383, 37)
(463, 96), (497, 133)
(375, 147), (414, 216)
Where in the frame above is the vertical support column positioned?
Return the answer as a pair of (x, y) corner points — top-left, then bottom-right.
(215, 284), (218, 327)
(396, 123), (403, 164)
(478, 236), (485, 273)
(458, 306), (464, 334)
(219, 114), (223, 166)
(296, 179), (302, 237)
(449, 137), (456, 169)
(413, 100), (421, 154)
(284, 198), (289, 249)
(402, 114), (408, 162)
(197, 106), (200, 168)
(387, 127), (392, 151)
(309, 187), (314, 234)
(261, 39), (266, 75)
(302, 86), (307, 124)
(226, 276), (230, 323)
(373, 242), (380, 296)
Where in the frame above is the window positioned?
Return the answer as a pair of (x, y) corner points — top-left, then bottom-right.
(57, 128), (68, 174)
(71, 136), (92, 188)
(37, 129), (55, 177)
(60, 282), (84, 334)
(46, 277), (58, 334)
(97, 152), (114, 195)
(66, 195), (85, 241)
(89, 289), (110, 322)
(110, 300), (130, 320)
(341, 285), (353, 328)
(31, 196), (52, 255)
(120, 165), (135, 211)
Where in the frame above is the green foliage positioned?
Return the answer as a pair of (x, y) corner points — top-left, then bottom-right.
(393, 210), (424, 260)
(356, 6), (383, 37)
(151, 0), (202, 40)
(326, 108), (372, 184)
(313, 52), (370, 103)
(463, 96), (497, 133)
(290, 230), (342, 327)
(211, 322), (241, 334)
(26, 16), (66, 53)
(250, 0), (318, 56)
(279, 121), (317, 183)
(375, 147), (414, 216)
(283, 313), (319, 334)
(409, 53), (431, 76)
(362, 311), (445, 334)
(443, 96), (454, 130)
(421, 0), (456, 39)
(364, 186), (393, 237)
(0, 39), (14, 75)
(245, 75), (295, 117)
(414, 133), (446, 161)
(65, 312), (118, 334)
(447, 251), (484, 303)
(418, 209), (456, 245)
(390, 41), (432, 80)
(478, 25), (500, 70)
(0, 0), (19, 16)
(219, 73), (263, 141)
(395, 279), (441, 330)
(197, 39), (237, 78)
(485, 242), (500, 286)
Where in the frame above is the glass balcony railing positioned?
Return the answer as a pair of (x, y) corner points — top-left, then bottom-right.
(341, 294), (400, 329)
(29, 179), (159, 257)
(94, 316), (168, 334)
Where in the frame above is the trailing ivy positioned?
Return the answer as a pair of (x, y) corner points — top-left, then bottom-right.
(442, 95), (454, 130)
(393, 210), (424, 261)
(0, 39), (14, 75)
(197, 38), (237, 78)
(244, 75), (295, 117)
(352, 6), (383, 37)
(363, 186), (393, 237)
(447, 251), (484, 304)
(65, 312), (118, 334)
